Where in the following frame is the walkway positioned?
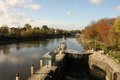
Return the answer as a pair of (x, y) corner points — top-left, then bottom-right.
(91, 51), (120, 72)
(27, 66), (57, 80)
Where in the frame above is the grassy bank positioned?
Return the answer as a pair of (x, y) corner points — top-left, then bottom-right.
(77, 36), (120, 63)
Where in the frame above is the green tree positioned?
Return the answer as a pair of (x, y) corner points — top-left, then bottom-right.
(24, 23), (32, 30)
(113, 18), (120, 32)
(0, 25), (9, 35)
(113, 18), (120, 49)
(41, 25), (49, 30)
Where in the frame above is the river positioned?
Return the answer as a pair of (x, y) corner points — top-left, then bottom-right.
(0, 38), (83, 80)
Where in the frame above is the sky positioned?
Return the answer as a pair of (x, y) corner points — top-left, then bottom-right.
(0, 0), (120, 30)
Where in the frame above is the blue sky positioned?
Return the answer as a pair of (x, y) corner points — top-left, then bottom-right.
(0, 0), (120, 30)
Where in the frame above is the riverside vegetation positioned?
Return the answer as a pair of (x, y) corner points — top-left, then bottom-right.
(0, 23), (80, 44)
(81, 17), (120, 63)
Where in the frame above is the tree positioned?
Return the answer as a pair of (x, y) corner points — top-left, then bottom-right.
(113, 18), (120, 33)
(24, 23), (32, 30)
(82, 18), (116, 50)
(113, 18), (120, 49)
(41, 25), (49, 30)
(0, 25), (9, 35)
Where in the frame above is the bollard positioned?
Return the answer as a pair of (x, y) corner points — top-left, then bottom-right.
(16, 73), (20, 80)
(57, 48), (60, 52)
(31, 64), (34, 76)
(55, 49), (57, 54)
(40, 59), (43, 67)
(60, 50), (62, 54)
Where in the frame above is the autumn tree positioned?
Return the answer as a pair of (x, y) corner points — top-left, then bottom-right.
(82, 18), (116, 50)
(113, 18), (120, 32)
(113, 17), (120, 49)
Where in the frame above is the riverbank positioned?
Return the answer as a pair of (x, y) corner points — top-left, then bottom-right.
(0, 36), (74, 45)
(76, 34), (120, 63)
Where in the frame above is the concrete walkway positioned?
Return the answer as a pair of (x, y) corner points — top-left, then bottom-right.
(91, 51), (120, 72)
(27, 66), (57, 80)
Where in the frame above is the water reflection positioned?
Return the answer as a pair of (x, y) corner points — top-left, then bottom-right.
(0, 38), (83, 80)
(0, 45), (10, 55)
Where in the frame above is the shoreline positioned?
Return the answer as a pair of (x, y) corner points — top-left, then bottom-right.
(0, 36), (74, 45)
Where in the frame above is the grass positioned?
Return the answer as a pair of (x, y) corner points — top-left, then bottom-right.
(108, 51), (120, 63)
(87, 39), (120, 63)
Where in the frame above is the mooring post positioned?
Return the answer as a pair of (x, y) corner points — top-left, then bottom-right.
(55, 49), (57, 54)
(40, 59), (43, 67)
(31, 64), (34, 76)
(57, 48), (60, 52)
(60, 50), (63, 54)
(16, 73), (20, 80)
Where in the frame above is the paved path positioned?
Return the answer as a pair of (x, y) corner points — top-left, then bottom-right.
(91, 51), (120, 72)
(27, 66), (57, 80)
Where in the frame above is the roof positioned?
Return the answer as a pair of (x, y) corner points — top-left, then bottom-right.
(60, 41), (65, 44)
(65, 49), (92, 55)
(42, 52), (52, 59)
(49, 51), (55, 57)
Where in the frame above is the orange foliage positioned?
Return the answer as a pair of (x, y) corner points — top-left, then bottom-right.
(83, 18), (116, 46)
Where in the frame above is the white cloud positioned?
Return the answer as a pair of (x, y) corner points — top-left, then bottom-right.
(29, 4), (41, 10)
(1, 12), (25, 26)
(0, 0), (8, 12)
(0, 0), (41, 26)
(25, 18), (35, 23)
(7, 0), (25, 7)
(89, 0), (103, 5)
(115, 6), (120, 11)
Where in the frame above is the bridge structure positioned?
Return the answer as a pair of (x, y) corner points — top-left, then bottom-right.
(89, 51), (120, 80)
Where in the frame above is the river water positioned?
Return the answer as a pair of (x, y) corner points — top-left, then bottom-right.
(0, 38), (83, 80)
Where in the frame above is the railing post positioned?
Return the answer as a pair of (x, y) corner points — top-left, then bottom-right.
(40, 59), (43, 67)
(16, 73), (20, 80)
(31, 64), (34, 76)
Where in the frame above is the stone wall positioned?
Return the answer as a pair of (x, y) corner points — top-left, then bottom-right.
(89, 52), (120, 80)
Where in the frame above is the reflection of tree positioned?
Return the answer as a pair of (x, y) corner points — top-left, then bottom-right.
(40, 40), (49, 48)
(27, 41), (41, 48)
(0, 45), (10, 55)
(16, 43), (21, 51)
(23, 40), (50, 49)
(0, 38), (61, 55)
(15, 41), (41, 49)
